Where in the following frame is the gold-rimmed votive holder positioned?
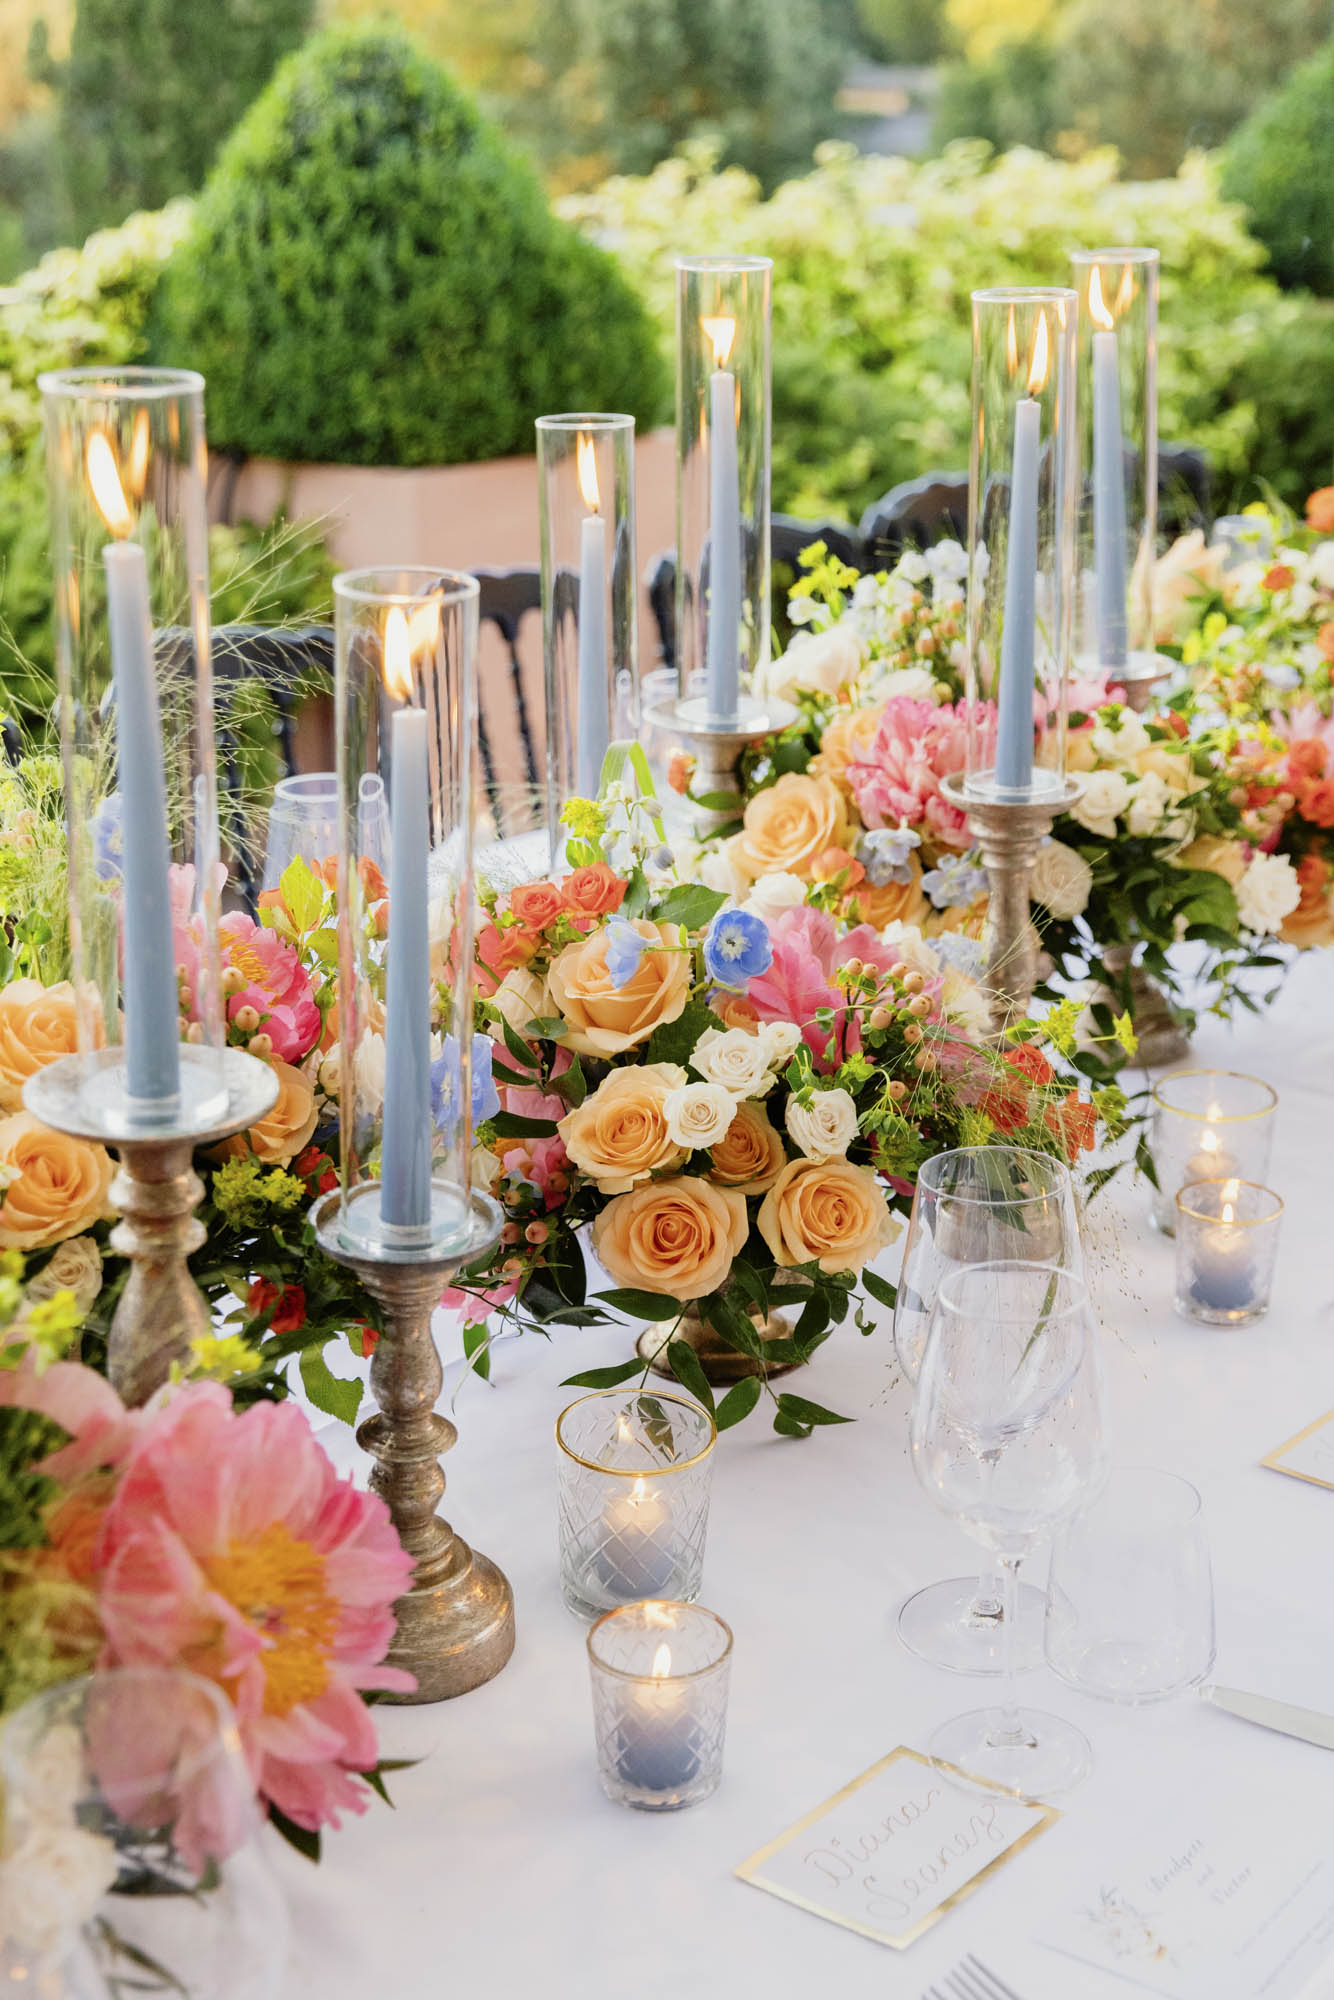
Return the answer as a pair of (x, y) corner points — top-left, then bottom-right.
(556, 1390), (717, 1621)
(1174, 1179), (1283, 1326)
(1149, 1069), (1277, 1234)
(588, 1600), (733, 1811)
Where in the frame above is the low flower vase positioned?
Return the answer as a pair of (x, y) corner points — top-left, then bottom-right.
(1079, 943), (1190, 1069)
(635, 1292), (800, 1385)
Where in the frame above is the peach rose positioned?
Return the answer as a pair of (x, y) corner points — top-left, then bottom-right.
(713, 993), (762, 1033)
(547, 920), (691, 1059)
(1178, 835), (1246, 888)
(1149, 530), (1223, 644)
(728, 774), (850, 884)
(1307, 486), (1334, 533)
(592, 1175), (748, 1300)
(0, 1113), (115, 1250)
(0, 980), (93, 1112)
(811, 705), (883, 790)
(841, 857), (929, 931)
(1281, 856), (1334, 949)
(757, 1157), (899, 1275)
(707, 1101), (787, 1194)
(557, 1063), (690, 1194)
(219, 1060), (317, 1166)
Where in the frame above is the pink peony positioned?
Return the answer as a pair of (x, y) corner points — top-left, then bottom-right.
(218, 913), (321, 1061)
(846, 698), (996, 851)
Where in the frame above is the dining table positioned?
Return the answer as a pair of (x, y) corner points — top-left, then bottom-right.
(275, 943), (1334, 2000)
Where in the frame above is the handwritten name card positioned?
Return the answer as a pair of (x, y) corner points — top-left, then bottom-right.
(1262, 1407), (1334, 1491)
(736, 1745), (1058, 1950)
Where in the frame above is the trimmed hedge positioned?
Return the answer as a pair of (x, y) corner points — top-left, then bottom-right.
(154, 25), (668, 467)
(1222, 40), (1334, 296)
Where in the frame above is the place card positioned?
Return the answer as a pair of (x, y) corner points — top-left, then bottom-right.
(1262, 1407), (1334, 1491)
(735, 1745), (1058, 1950)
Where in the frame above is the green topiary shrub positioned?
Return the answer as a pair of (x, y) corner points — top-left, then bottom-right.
(154, 25), (669, 468)
(1222, 39), (1334, 295)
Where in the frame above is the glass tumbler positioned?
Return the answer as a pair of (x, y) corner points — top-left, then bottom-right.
(260, 771), (341, 891)
(1046, 1468), (1215, 1702)
(587, 1599), (733, 1811)
(1174, 1179), (1283, 1326)
(557, 1389), (717, 1620)
(1148, 1069), (1276, 1233)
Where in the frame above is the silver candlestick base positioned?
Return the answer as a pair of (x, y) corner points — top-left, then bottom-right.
(311, 1181), (511, 1703)
(943, 772), (1082, 1039)
(646, 691), (798, 837)
(23, 1047), (279, 1406)
(1080, 648), (1177, 716)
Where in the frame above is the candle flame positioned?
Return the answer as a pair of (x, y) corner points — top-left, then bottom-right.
(1005, 305), (1018, 377)
(1114, 261), (1135, 319)
(126, 408), (151, 499)
(1088, 264), (1115, 333)
(630, 1475), (649, 1506)
(1221, 1177), (1240, 1225)
(86, 428), (133, 538)
(382, 605), (413, 702)
(406, 598), (441, 659)
(701, 314), (736, 368)
(576, 429), (601, 513)
(650, 1643), (672, 1679)
(1026, 311), (1050, 395)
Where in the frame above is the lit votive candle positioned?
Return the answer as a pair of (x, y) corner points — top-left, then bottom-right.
(556, 1391), (716, 1621)
(588, 1600), (733, 1811)
(1150, 1070), (1277, 1235)
(593, 1474), (676, 1599)
(1175, 1178), (1283, 1327)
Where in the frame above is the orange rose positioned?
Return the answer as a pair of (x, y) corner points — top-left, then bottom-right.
(708, 1101), (786, 1193)
(842, 857), (929, 930)
(0, 1112), (115, 1250)
(0, 980), (94, 1113)
(728, 773), (850, 884)
(757, 1157), (899, 1275)
(218, 1060), (317, 1166)
(811, 705), (882, 790)
(560, 865), (627, 923)
(592, 1175), (748, 1299)
(713, 993), (762, 1033)
(508, 880), (564, 931)
(1307, 486), (1334, 533)
(477, 920), (538, 991)
(1281, 855), (1334, 948)
(557, 1063), (689, 1194)
(547, 920), (691, 1059)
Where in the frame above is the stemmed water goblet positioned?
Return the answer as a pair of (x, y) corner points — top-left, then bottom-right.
(911, 1260), (1107, 1801)
(894, 1147), (1083, 1674)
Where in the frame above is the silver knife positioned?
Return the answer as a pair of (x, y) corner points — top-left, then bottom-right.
(1202, 1684), (1334, 1750)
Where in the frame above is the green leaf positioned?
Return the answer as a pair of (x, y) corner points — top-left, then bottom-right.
(306, 926), (339, 966)
(861, 1268), (898, 1312)
(561, 1358), (646, 1390)
(645, 993), (725, 1070)
(690, 789), (747, 811)
(651, 883), (729, 930)
(268, 1802), (321, 1862)
(595, 1287), (685, 1321)
(279, 854), (325, 933)
(548, 1055), (587, 1107)
(665, 1340), (715, 1416)
(525, 1016), (569, 1039)
(361, 1756), (417, 1807)
(714, 1375), (763, 1430)
(298, 1346), (363, 1427)
(775, 1390), (851, 1429)
(463, 1319), (491, 1384)
(500, 1018), (541, 1071)
(489, 1111), (560, 1138)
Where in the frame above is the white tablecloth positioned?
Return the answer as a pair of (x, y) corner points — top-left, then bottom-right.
(276, 948), (1334, 2000)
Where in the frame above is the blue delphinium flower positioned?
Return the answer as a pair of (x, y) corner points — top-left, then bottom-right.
(431, 1033), (500, 1141)
(471, 1032), (500, 1125)
(931, 931), (987, 981)
(703, 906), (774, 988)
(858, 827), (922, 887)
(922, 851), (989, 910)
(92, 790), (124, 883)
(604, 918), (648, 990)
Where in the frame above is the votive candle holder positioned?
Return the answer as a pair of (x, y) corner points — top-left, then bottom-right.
(1174, 1179), (1283, 1326)
(587, 1599), (733, 1811)
(1149, 1069), (1277, 1234)
(556, 1390), (716, 1621)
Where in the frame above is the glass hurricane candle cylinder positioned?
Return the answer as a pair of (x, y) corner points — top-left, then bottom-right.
(675, 255), (772, 723)
(556, 1390), (717, 1621)
(963, 289), (1079, 803)
(1175, 1179), (1283, 1325)
(1070, 249), (1162, 700)
(331, 568), (495, 1262)
(587, 1600), (733, 1811)
(39, 366), (227, 1132)
(536, 414), (637, 857)
(1149, 1069), (1277, 1234)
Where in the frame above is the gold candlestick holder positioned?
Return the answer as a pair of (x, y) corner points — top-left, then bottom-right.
(646, 691), (797, 836)
(23, 1047), (278, 1406)
(311, 1181), (511, 1703)
(943, 772), (1082, 1039)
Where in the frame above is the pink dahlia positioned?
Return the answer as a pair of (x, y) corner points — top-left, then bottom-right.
(218, 912), (321, 1061)
(846, 697), (996, 851)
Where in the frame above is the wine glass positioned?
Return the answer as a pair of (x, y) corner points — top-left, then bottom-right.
(894, 1147), (1083, 1675)
(911, 1261), (1107, 1801)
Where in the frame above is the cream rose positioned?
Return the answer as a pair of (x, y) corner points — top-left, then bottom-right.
(728, 773), (849, 884)
(1029, 840), (1092, 919)
(1090, 712), (1151, 763)
(759, 1020), (803, 1069)
(1124, 770), (1176, 837)
(691, 1025), (778, 1099)
(489, 966), (550, 1043)
(1236, 853), (1301, 934)
(0, 1113), (115, 1250)
(785, 1087), (858, 1161)
(865, 663), (941, 706)
(0, 980), (87, 1112)
(592, 1175), (748, 1299)
(662, 1081), (736, 1152)
(548, 920), (691, 1059)
(1069, 770), (1131, 839)
(707, 1100), (787, 1193)
(765, 624), (865, 702)
(757, 1157), (900, 1275)
(742, 871), (808, 928)
(1134, 741), (1195, 789)
(22, 1234), (103, 1314)
(220, 1060), (318, 1166)
(558, 1063), (690, 1194)
(1178, 835), (1247, 887)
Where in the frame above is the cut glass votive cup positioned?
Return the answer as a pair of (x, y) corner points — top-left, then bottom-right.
(587, 1599), (733, 1811)
(556, 1390), (716, 1621)
(1174, 1179), (1283, 1326)
(1149, 1069), (1276, 1234)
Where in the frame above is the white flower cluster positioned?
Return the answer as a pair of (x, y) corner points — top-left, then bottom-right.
(1235, 852), (1301, 934)
(1069, 711), (1196, 845)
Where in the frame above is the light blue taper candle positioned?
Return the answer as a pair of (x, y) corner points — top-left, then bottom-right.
(1092, 324), (1129, 668)
(995, 393), (1039, 794)
(380, 700), (432, 1230)
(705, 340), (741, 721)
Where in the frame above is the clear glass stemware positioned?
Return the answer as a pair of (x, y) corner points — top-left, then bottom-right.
(894, 1147), (1083, 1676)
(910, 1261), (1107, 1802)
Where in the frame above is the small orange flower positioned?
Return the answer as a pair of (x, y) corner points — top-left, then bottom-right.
(509, 880), (564, 930)
(1306, 486), (1334, 532)
(667, 750), (696, 795)
(1317, 622), (1334, 662)
(811, 845), (865, 886)
(1263, 563), (1296, 593)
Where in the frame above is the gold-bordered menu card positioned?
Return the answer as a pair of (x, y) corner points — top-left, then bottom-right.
(1262, 1407), (1334, 1492)
(735, 1744), (1059, 1951)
